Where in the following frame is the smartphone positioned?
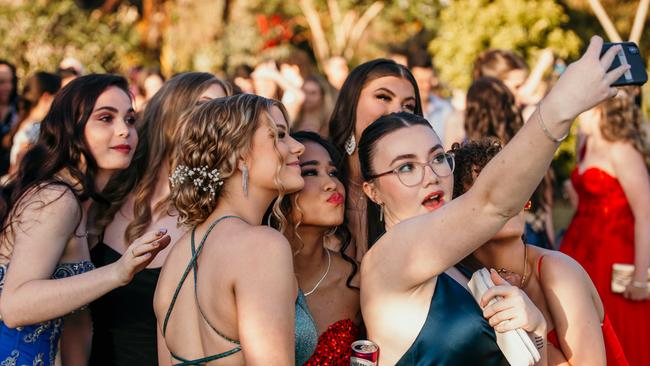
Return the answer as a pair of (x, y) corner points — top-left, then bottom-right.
(601, 42), (647, 86)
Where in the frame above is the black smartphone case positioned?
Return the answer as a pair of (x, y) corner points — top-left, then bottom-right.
(601, 42), (648, 86)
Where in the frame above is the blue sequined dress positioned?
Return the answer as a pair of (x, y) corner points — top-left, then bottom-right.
(0, 261), (95, 366)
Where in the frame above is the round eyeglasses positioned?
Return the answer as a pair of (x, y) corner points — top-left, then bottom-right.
(369, 152), (455, 187)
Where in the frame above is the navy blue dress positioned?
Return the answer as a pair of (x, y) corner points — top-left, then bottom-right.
(395, 273), (508, 366)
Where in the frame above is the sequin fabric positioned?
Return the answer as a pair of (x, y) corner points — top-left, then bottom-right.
(303, 319), (359, 366)
(0, 261), (95, 366)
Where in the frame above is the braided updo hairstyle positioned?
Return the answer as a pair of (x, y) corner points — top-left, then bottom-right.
(170, 93), (290, 227)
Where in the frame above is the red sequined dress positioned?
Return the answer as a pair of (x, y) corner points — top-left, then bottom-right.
(303, 319), (359, 366)
(561, 167), (650, 365)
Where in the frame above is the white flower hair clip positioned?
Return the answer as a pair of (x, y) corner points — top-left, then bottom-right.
(169, 164), (224, 197)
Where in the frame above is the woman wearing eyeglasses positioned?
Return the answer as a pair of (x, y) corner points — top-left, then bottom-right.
(357, 37), (628, 365)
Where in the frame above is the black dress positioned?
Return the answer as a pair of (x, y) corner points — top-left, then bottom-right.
(90, 243), (161, 366)
(395, 273), (508, 366)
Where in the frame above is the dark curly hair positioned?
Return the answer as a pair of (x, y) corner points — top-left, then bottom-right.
(450, 138), (504, 272)
(464, 77), (523, 144)
(450, 138), (503, 199)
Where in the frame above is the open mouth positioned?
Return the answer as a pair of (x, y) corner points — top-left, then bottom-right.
(422, 191), (444, 211)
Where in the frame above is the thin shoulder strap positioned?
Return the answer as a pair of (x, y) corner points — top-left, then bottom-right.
(162, 215), (241, 337)
(191, 217), (241, 345)
(537, 255), (546, 278)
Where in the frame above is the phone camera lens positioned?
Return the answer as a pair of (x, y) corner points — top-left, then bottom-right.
(629, 46), (639, 54)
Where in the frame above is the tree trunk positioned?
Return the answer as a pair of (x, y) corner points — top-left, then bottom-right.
(587, 0), (623, 42)
(630, 0), (649, 44)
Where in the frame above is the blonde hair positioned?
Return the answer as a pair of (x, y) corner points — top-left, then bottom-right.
(171, 94), (289, 228)
(599, 87), (650, 170)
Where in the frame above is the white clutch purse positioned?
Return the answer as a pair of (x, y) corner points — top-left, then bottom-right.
(611, 263), (650, 293)
(467, 268), (541, 366)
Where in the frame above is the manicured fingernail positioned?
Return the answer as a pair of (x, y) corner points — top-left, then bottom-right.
(157, 228), (167, 236)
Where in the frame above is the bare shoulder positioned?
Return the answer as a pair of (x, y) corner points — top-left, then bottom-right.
(11, 184), (81, 233)
(536, 248), (592, 289)
(220, 224), (293, 265)
(608, 141), (645, 168)
(17, 183), (80, 213)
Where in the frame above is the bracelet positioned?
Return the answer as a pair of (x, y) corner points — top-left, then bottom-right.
(537, 103), (569, 143)
(632, 280), (648, 289)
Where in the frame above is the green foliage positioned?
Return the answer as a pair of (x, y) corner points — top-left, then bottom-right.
(430, 0), (582, 90)
(0, 0), (141, 80)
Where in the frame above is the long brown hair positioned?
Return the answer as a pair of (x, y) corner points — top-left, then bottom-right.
(293, 74), (336, 136)
(328, 59), (423, 245)
(96, 72), (231, 244)
(599, 87), (650, 170)
(464, 77), (524, 144)
(1, 75), (130, 255)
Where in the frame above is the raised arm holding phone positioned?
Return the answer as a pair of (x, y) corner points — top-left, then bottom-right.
(358, 36), (630, 366)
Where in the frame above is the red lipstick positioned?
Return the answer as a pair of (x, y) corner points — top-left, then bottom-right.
(110, 144), (132, 153)
(422, 190), (445, 212)
(327, 192), (344, 205)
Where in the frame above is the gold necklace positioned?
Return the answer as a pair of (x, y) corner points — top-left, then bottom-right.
(496, 244), (529, 288)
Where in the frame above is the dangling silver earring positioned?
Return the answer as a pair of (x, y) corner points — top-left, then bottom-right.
(242, 165), (249, 197)
(344, 134), (356, 156)
(379, 204), (384, 222)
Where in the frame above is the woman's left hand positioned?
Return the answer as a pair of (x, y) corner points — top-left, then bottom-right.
(481, 269), (547, 333)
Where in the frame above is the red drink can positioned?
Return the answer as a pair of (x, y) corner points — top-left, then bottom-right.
(350, 340), (379, 366)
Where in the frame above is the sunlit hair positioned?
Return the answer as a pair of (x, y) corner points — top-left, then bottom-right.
(472, 49), (528, 81)
(171, 94), (289, 228)
(96, 72), (232, 244)
(358, 112), (433, 246)
(0, 74), (131, 256)
(598, 86), (650, 170)
(293, 74), (336, 136)
(464, 77), (523, 144)
(270, 131), (359, 289)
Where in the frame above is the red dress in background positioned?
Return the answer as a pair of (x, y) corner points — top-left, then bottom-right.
(561, 167), (650, 365)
